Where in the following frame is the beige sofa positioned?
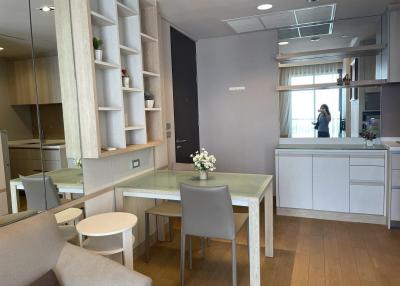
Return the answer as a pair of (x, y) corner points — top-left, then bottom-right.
(0, 212), (152, 286)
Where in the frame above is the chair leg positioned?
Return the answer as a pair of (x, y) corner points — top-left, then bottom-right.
(169, 218), (174, 242)
(232, 240), (237, 286)
(145, 213), (150, 262)
(188, 235), (193, 270)
(180, 232), (186, 286)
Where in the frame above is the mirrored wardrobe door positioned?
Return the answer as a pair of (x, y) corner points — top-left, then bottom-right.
(0, 0), (45, 215)
(30, 0), (85, 211)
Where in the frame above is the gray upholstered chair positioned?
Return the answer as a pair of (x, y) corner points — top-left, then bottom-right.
(0, 212), (152, 286)
(21, 175), (60, 211)
(179, 184), (248, 286)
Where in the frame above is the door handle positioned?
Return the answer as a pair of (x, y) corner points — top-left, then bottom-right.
(176, 145), (183, 150)
(176, 139), (187, 143)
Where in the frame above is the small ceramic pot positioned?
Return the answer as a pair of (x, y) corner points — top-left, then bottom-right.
(145, 100), (155, 108)
(366, 139), (374, 147)
(199, 170), (208, 180)
(95, 49), (103, 61)
(123, 76), (130, 88)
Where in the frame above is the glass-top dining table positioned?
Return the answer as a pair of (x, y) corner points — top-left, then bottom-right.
(115, 170), (274, 286)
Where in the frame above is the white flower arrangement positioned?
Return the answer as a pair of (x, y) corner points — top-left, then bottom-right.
(190, 148), (216, 172)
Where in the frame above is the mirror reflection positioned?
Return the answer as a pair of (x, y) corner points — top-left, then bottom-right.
(278, 15), (383, 138)
(0, 0), (83, 217)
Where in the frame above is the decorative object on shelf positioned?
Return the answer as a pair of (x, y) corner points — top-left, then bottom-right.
(190, 148), (216, 180)
(360, 130), (376, 147)
(122, 69), (130, 88)
(74, 158), (83, 169)
(343, 74), (351, 86)
(337, 68), (343, 86)
(144, 92), (155, 108)
(101, 146), (117, 152)
(93, 37), (103, 61)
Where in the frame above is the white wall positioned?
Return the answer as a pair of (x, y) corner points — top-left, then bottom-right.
(196, 31), (279, 174)
(0, 60), (33, 140)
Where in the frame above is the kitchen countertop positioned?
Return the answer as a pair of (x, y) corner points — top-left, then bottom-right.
(8, 139), (65, 150)
(277, 144), (388, 151)
(382, 141), (400, 151)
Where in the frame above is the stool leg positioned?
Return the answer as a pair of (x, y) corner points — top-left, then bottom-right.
(145, 212), (150, 262)
(232, 240), (237, 286)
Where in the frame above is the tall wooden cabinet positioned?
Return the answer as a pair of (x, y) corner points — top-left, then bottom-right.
(64, 0), (163, 158)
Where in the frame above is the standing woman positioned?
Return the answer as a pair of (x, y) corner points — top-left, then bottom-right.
(314, 104), (331, 138)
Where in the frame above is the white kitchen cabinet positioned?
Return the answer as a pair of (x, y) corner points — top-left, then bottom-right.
(277, 154), (313, 209)
(313, 155), (350, 212)
(391, 189), (400, 220)
(350, 166), (385, 183)
(350, 184), (385, 215)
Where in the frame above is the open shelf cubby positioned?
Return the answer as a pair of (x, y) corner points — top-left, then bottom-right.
(76, 0), (163, 157)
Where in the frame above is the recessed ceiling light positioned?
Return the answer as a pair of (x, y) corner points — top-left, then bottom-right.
(278, 41), (289, 46)
(38, 5), (55, 12)
(257, 4), (273, 10)
(0, 47), (4, 51)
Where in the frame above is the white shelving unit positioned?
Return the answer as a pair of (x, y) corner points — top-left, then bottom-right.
(67, 0), (163, 158)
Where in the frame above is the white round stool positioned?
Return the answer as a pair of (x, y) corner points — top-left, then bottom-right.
(76, 212), (137, 269)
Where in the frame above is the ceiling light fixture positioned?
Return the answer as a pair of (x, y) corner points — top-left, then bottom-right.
(257, 4), (273, 11)
(278, 41), (289, 46)
(38, 5), (55, 12)
(0, 47), (4, 51)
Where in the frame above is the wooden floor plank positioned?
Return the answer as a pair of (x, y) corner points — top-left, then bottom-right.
(131, 215), (400, 286)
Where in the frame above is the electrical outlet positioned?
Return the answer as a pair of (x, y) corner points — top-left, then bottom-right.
(131, 159), (140, 169)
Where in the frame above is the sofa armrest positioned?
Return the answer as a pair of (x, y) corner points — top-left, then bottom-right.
(54, 243), (152, 286)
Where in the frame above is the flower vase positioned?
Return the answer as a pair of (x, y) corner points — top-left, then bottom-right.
(123, 76), (130, 88)
(366, 139), (374, 147)
(94, 49), (103, 61)
(199, 170), (208, 180)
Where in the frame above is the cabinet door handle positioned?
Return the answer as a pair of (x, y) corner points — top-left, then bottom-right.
(176, 139), (187, 143)
(176, 145), (182, 150)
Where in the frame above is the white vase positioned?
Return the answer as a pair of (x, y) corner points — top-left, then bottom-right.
(199, 170), (208, 180)
(366, 139), (374, 147)
(94, 49), (103, 61)
(123, 76), (130, 88)
(145, 100), (155, 108)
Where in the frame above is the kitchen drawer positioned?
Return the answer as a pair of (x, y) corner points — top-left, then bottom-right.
(43, 150), (61, 161)
(391, 188), (400, 221)
(350, 185), (384, 215)
(392, 154), (400, 170)
(350, 166), (385, 183)
(350, 156), (385, 167)
(392, 170), (400, 187)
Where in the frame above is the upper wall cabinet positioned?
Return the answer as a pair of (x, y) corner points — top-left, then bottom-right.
(9, 56), (62, 105)
(386, 6), (400, 82)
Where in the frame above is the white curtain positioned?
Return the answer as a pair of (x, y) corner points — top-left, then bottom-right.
(279, 62), (343, 137)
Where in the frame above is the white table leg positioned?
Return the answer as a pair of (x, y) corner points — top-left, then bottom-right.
(10, 183), (18, 213)
(265, 182), (274, 257)
(249, 199), (261, 286)
(122, 229), (134, 270)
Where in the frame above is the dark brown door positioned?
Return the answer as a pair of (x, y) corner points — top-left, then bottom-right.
(170, 27), (200, 163)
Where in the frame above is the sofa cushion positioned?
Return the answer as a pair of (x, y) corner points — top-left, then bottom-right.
(55, 243), (152, 286)
(29, 270), (60, 286)
(0, 213), (65, 286)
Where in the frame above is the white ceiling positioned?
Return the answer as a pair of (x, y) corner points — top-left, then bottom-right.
(158, 0), (400, 39)
(0, 0), (57, 59)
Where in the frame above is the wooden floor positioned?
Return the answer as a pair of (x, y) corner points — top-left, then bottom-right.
(134, 214), (400, 286)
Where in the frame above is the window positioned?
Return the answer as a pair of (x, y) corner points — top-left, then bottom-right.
(290, 73), (340, 138)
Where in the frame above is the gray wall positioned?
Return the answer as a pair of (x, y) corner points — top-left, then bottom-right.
(196, 31), (279, 174)
(381, 84), (400, 137)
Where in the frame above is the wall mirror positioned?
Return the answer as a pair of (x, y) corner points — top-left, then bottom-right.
(277, 15), (383, 138)
(0, 0), (84, 217)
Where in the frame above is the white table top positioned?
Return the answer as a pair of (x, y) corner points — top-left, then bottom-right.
(55, 208), (83, 225)
(76, 212), (137, 236)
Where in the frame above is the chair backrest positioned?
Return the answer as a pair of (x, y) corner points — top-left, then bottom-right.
(180, 183), (235, 240)
(0, 213), (65, 286)
(21, 176), (60, 211)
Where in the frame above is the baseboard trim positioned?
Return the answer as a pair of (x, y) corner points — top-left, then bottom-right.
(277, 207), (386, 225)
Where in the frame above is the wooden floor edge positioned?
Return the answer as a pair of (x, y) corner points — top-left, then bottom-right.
(277, 207), (387, 225)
